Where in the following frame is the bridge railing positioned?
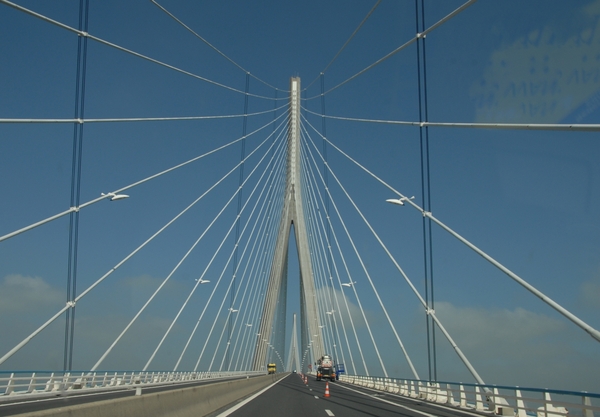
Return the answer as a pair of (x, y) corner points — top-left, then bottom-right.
(0, 370), (265, 399)
(339, 375), (599, 417)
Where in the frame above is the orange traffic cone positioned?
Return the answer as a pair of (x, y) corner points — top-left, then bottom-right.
(324, 381), (330, 398)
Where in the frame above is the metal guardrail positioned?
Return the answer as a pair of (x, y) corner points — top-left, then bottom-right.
(338, 375), (599, 417)
(0, 370), (265, 400)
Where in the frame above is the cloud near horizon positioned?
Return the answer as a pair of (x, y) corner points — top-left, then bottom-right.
(0, 274), (63, 313)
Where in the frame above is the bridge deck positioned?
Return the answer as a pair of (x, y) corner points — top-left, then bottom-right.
(215, 374), (485, 417)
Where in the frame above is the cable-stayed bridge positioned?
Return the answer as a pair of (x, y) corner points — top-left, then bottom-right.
(1, 0), (599, 416)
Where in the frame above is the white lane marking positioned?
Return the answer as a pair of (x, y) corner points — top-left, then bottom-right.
(336, 383), (439, 417)
(325, 409), (335, 416)
(337, 383), (486, 417)
(216, 377), (286, 417)
(314, 395), (320, 399)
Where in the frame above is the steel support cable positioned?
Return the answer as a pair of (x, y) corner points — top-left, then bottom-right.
(197, 151), (282, 368)
(304, 119), (600, 346)
(232, 107), (287, 370)
(248, 208), (287, 365)
(161, 120), (286, 370)
(184, 123), (289, 371)
(301, 160), (339, 358)
(0, 0), (278, 101)
(0, 104), (288, 124)
(151, 0), (283, 94)
(306, 214), (334, 355)
(234, 173), (287, 370)
(301, 129), (365, 376)
(308, 73), (338, 357)
(64, 0), (90, 372)
(153, 125), (287, 371)
(303, 132), (391, 378)
(415, 0), (436, 382)
(304, 178), (340, 360)
(300, 124), (378, 376)
(304, 0), (382, 91)
(0, 128), (268, 367)
(226, 73), (251, 370)
(301, 156), (350, 371)
(303, 115), (489, 383)
(210, 181), (277, 372)
(306, 128), (422, 380)
(301, 151), (357, 375)
(227, 171), (283, 371)
(302, 109), (600, 131)
(225, 161), (287, 371)
(229, 183), (283, 370)
(203, 139), (289, 371)
(92, 119), (288, 372)
(0, 112), (283, 243)
(304, 0), (478, 101)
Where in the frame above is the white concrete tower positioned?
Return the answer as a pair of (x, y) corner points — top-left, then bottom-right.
(252, 77), (324, 371)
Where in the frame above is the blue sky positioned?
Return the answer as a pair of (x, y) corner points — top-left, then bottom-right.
(1, 0), (599, 393)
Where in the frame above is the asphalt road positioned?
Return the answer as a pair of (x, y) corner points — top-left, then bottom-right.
(213, 374), (488, 417)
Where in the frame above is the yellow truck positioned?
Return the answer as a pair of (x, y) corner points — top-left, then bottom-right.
(267, 363), (276, 374)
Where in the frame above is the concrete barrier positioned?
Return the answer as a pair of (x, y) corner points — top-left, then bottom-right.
(17, 373), (287, 417)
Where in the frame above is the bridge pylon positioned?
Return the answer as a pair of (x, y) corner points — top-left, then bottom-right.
(252, 77), (324, 372)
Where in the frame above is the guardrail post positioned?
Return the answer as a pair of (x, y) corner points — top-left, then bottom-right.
(475, 386), (485, 411)
(459, 384), (467, 408)
(27, 372), (36, 393)
(515, 389), (527, 417)
(437, 383), (446, 403)
(44, 373), (55, 392)
(447, 384), (456, 405)
(583, 396), (594, 417)
(62, 372), (70, 391)
(4, 373), (15, 395)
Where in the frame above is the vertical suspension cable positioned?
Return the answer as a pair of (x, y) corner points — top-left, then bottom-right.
(420, 0), (437, 381)
(64, 0), (89, 372)
(229, 72), (250, 368)
(301, 153), (352, 372)
(320, 72), (337, 359)
(415, 0), (436, 382)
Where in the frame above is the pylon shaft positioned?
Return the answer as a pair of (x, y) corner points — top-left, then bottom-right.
(252, 77), (323, 371)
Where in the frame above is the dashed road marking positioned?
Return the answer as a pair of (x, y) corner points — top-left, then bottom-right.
(314, 395), (320, 399)
(325, 410), (335, 416)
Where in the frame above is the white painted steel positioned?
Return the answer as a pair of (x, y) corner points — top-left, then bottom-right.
(338, 375), (600, 417)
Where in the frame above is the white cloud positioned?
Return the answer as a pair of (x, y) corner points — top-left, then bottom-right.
(470, 1), (600, 123)
(434, 301), (565, 352)
(0, 274), (63, 313)
(427, 301), (600, 391)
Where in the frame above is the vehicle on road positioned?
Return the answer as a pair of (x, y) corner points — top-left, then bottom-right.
(315, 354), (335, 382)
(267, 363), (276, 374)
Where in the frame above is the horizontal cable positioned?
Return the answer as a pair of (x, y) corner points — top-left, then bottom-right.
(0, 104), (288, 124)
(0, 111), (287, 243)
(304, 0), (478, 100)
(303, 109), (600, 132)
(0, 0), (279, 101)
